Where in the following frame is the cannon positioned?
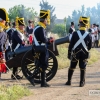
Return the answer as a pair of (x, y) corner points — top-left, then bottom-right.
(6, 36), (69, 84)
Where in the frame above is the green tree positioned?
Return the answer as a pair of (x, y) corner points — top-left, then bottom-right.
(66, 3), (100, 29)
(8, 5), (38, 25)
(40, 0), (56, 32)
(52, 24), (65, 37)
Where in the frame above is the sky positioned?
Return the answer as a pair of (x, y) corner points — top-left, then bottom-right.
(0, 0), (100, 19)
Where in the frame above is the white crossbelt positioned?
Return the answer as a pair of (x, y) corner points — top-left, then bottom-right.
(6, 28), (11, 33)
(33, 26), (45, 46)
(14, 31), (25, 51)
(72, 31), (89, 52)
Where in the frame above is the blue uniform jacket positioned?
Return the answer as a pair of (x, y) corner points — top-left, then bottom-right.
(68, 30), (92, 60)
(12, 30), (24, 50)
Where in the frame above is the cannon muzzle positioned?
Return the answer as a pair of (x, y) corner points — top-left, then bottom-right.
(55, 36), (69, 45)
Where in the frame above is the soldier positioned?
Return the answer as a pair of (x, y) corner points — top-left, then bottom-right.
(93, 23), (99, 48)
(0, 8), (8, 79)
(5, 19), (14, 61)
(69, 21), (75, 41)
(26, 20), (34, 44)
(26, 20), (34, 35)
(33, 9), (54, 87)
(96, 24), (100, 47)
(88, 24), (95, 47)
(11, 17), (25, 79)
(65, 16), (92, 87)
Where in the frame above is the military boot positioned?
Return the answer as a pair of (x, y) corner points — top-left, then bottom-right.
(65, 69), (74, 85)
(41, 70), (50, 87)
(11, 67), (22, 80)
(80, 69), (85, 87)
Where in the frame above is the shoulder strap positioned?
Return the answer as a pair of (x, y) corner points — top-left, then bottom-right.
(72, 30), (88, 51)
(33, 26), (40, 46)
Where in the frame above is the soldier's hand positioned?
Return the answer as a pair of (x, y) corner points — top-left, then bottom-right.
(49, 37), (55, 43)
(0, 58), (6, 63)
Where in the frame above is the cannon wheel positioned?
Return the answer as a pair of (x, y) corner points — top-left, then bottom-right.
(21, 49), (58, 83)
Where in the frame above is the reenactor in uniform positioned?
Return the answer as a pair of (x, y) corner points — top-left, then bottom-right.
(96, 24), (100, 47)
(4, 19), (14, 61)
(88, 24), (95, 47)
(69, 22), (75, 41)
(65, 17), (92, 87)
(33, 10), (54, 87)
(26, 20), (34, 44)
(11, 17), (25, 79)
(93, 23), (99, 48)
(26, 20), (34, 35)
(0, 8), (8, 79)
(4, 19), (13, 45)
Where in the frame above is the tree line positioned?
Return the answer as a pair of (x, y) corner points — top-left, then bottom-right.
(7, 0), (100, 36)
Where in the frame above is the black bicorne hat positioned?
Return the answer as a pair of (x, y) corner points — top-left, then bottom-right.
(39, 10), (48, 19)
(0, 8), (8, 21)
(28, 20), (33, 23)
(39, 10), (50, 24)
(71, 22), (74, 26)
(18, 18), (25, 26)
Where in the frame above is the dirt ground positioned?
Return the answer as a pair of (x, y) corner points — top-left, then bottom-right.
(1, 48), (100, 100)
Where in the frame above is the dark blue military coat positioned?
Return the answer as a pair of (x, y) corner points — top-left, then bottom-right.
(12, 30), (25, 50)
(68, 30), (92, 60)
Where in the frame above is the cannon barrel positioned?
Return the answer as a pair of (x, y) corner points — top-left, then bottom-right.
(14, 46), (32, 54)
(7, 46), (32, 57)
(55, 36), (69, 45)
(7, 36), (69, 57)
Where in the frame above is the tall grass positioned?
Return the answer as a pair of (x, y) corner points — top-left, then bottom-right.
(56, 43), (70, 69)
(88, 48), (100, 65)
(0, 85), (31, 100)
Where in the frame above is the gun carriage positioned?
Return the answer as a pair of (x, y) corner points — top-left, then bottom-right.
(6, 36), (69, 84)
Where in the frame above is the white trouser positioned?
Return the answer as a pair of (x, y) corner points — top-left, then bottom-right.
(91, 34), (95, 42)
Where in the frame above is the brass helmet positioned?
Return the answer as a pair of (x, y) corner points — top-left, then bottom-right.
(15, 17), (25, 33)
(39, 10), (50, 25)
(0, 8), (9, 32)
(15, 17), (25, 28)
(78, 16), (90, 27)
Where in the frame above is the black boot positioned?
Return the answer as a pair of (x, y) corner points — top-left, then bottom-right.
(80, 69), (85, 87)
(41, 71), (50, 87)
(65, 69), (74, 85)
(11, 67), (22, 80)
(27, 76), (35, 86)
